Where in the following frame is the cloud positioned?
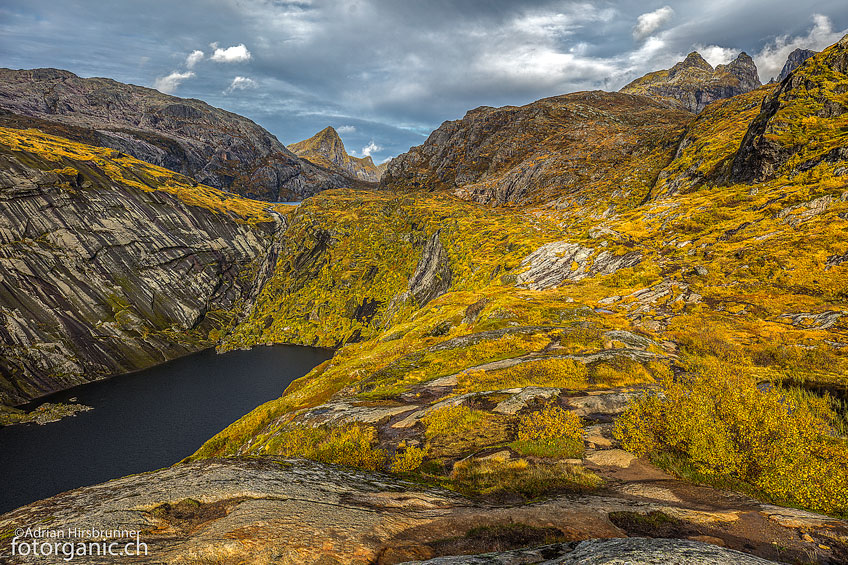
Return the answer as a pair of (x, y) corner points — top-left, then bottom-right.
(337, 125), (356, 134)
(754, 14), (846, 82)
(210, 43), (251, 63)
(153, 70), (195, 94)
(185, 49), (204, 68)
(633, 6), (674, 40)
(361, 140), (381, 157)
(224, 76), (257, 94)
(695, 45), (738, 67)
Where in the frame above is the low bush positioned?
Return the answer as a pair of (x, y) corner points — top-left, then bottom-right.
(265, 423), (387, 471)
(613, 358), (848, 515)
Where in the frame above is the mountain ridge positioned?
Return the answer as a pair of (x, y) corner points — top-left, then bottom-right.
(0, 67), (364, 200)
(620, 51), (761, 112)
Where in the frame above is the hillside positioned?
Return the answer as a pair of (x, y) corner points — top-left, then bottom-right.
(0, 126), (285, 404)
(289, 126), (381, 182)
(190, 35), (848, 550)
(0, 68), (356, 200)
(620, 51), (761, 112)
(381, 91), (692, 210)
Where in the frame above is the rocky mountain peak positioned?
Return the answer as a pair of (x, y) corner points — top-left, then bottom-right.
(671, 51), (713, 75)
(719, 52), (761, 90)
(621, 50), (761, 113)
(775, 48), (817, 82)
(289, 126), (380, 183)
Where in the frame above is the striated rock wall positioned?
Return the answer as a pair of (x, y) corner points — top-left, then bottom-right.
(0, 68), (355, 201)
(0, 129), (279, 404)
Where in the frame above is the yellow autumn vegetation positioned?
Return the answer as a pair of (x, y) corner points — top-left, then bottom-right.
(458, 358), (589, 393)
(0, 126), (282, 225)
(264, 423), (387, 471)
(614, 358), (848, 515)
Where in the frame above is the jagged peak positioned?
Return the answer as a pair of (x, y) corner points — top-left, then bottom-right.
(315, 125), (341, 140)
(729, 52), (755, 66)
(672, 52), (713, 73)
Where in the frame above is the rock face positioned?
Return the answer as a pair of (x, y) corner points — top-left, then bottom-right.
(407, 230), (452, 306)
(2, 457), (835, 565)
(776, 48), (817, 82)
(516, 242), (642, 290)
(289, 126), (381, 182)
(620, 52), (762, 113)
(0, 127), (277, 405)
(382, 91), (690, 210)
(732, 36), (848, 182)
(404, 538), (781, 564)
(0, 68), (356, 201)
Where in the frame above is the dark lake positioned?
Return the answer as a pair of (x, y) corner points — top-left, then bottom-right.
(0, 345), (332, 514)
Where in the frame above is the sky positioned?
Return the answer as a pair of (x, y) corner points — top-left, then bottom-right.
(1, 1), (847, 163)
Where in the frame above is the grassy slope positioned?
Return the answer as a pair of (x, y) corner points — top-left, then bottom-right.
(0, 127), (289, 225)
(192, 42), (848, 513)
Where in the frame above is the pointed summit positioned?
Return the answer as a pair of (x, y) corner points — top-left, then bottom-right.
(719, 52), (760, 90)
(775, 48), (817, 82)
(289, 126), (380, 183)
(621, 50), (762, 112)
(670, 52), (713, 76)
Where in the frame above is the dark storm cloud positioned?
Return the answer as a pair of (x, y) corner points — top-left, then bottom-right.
(1, 1), (847, 162)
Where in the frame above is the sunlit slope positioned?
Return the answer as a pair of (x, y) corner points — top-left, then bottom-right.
(194, 36), (848, 517)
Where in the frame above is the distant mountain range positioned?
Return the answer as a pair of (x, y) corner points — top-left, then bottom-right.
(0, 68), (370, 201)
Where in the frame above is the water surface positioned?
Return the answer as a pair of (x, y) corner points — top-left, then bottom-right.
(0, 345), (331, 513)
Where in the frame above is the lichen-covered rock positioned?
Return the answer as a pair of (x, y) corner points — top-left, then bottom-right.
(3, 458), (833, 565)
(516, 242), (641, 290)
(401, 538), (781, 564)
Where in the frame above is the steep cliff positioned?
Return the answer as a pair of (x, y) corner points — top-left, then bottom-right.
(775, 48), (817, 82)
(381, 91), (690, 211)
(289, 126), (381, 182)
(0, 68), (354, 201)
(0, 127), (282, 404)
(732, 35), (848, 182)
(620, 52), (761, 113)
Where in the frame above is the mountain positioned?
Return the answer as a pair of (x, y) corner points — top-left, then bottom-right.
(0, 68), (357, 201)
(775, 48), (817, 82)
(620, 51), (761, 112)
(289, 126), (381, 182)
(0, 126), (281, 404)
(381, 91), (691, 210)
(198, 34), (848, 544)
